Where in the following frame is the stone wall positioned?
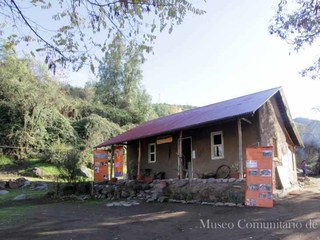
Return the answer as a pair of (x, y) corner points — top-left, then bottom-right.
(93, 178), (245, 206)
(259, 98), (298, 189)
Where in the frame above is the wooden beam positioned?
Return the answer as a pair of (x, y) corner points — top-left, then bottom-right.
(178, 131), (183, 179)
(110, 145), (114, 179)
(137, 139), (141, 177)
(238, 118), (244, 179)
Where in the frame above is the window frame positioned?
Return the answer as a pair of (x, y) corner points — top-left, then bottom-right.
(148, 143), (156, 163)
(210, 131), (224, 160)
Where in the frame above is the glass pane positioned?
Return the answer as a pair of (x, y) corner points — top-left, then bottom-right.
(213, 134), (222, 145)
(150, 154), (155, 162)
(214, 145), (224, 157)
(150, 144), (155, 153)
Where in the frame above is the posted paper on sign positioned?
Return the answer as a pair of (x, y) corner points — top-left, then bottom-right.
(246, 160), (258, 168)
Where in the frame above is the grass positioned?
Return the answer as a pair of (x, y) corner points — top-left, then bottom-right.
(0, 155), (14, 169)
(0, 203), (36, 225)
(0, 187), (49, 203)
(18, 159), (61, 179)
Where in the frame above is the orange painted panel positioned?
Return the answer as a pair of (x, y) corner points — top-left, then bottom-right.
(93, 149), (109, 182)
(113, 146), (124, 178)
(245, 146), (273, 208)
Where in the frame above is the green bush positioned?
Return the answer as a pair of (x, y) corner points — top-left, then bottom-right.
(0, 155), (14, 168)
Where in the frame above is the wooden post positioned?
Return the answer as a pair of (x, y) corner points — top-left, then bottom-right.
(178, 131), (183, 179)
(110, 145), (114, 179)
(238, 118), (244, 179)
(137, 139), (141, 178)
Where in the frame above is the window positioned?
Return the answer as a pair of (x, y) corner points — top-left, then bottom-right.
(148, 143), (156, 163)
(211, 131), (224, 159)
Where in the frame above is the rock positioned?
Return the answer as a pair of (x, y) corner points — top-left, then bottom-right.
(146, 198), (155, 203)
(141, 183), (150, 190)
(22, 180), (31, 188)
(0, 190), (9, 195)
(215, 202), (225, 207)
(101, 185), (114, 195)
(222, 179), (229, 183)
(225, 202), (237, 207)
(130, 201), (140, 206)
(15, 178), (28, 188)
(228, 178), (236, 183)
(0, 181), (6, 189)
(8, 181), (19, 189)
(80, 166), (93, 178)
(208, 178), (216, 183)
(187, 200), (198, 204)
(13, 194), (26, 201)
(62, 185), (75, 195)
(158, 180), (168, 189)
(176, 180), (189, 188)
(33, 182), (48, 191)
(32, 167), (43, 178)
(75, 182), (91, 194)
(158, 196), (168, 203)
(121, 190), (130, 199)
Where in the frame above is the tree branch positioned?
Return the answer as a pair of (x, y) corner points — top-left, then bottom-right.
(10, 0), (69, 61)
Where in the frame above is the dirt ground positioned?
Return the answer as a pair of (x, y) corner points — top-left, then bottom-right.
(0, 178), (319, 240)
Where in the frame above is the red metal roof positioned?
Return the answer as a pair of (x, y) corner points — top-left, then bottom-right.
(96, 87), (288, 147)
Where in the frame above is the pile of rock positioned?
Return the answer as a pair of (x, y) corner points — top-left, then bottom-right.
(93, 178), (245, 206)
(0, 177), (49, 201)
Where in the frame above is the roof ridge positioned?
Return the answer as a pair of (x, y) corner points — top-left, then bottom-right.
(141, 86), (282, 124)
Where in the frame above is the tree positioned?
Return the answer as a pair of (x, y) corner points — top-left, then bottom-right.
(0, 0), (205, 72)
(95, 34), (156, 124)
(269, 0), (320, 79)
(0, 51), (77, 159)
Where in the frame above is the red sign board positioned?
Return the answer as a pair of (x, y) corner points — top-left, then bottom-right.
(93, 149), (110, 182)
(113, 146), (124, 178)
(245, 146), (273, 208)
(93, 146), (124, 181)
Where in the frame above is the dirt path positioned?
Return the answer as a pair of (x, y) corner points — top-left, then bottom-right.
(0, 178), (319, 240)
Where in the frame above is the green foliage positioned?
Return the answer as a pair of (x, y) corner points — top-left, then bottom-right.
(77, 102), (133, 126)
(0, 155), (13, 169)
(269, 0), (320, 79)
(73, 114), (123, 148)
(95, 35), (157, 124)
(0, 188), (48, 204)
(295, 117), (320, 174)
(42, 141), (73, 165)
(0, 1), (205, 71)
(58, 150), (83, 184)
(153, 103), (194, 117)
(0, 53), (76, 160)
(0, 49), (197, 170)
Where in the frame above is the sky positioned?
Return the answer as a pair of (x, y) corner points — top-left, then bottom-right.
(64, 1), (320, 119)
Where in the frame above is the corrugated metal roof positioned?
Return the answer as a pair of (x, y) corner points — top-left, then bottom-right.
(96, 87), (284, 147)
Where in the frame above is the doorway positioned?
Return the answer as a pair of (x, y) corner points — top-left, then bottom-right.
(182, 137), (192, 178)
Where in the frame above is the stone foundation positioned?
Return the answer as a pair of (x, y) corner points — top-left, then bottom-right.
(93, 178), (245, 205)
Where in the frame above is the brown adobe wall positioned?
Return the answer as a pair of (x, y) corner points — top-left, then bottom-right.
(258, 98), (297, 189)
